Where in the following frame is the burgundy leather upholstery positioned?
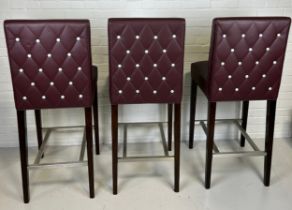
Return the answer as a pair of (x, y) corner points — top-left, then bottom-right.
(108, 18), (185, 104)
(4, 20), (95, 110)
(192, 17), (291, 102)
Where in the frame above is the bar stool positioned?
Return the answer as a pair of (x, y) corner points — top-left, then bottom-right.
(4, 20), (99, 203)
(108, 18), (185, 194)
(188, 17), (291, 188)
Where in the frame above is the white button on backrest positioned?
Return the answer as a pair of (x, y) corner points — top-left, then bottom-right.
(15, 37), (20, 42)
(277, 33), (281, 37)
(58, 67), (62, 72)
(171, 63), (175, 67)
(235, 88), (239, 92)
(19, 68), (23, 73)
(36, 39), (40, 43)
(76, 37), (80, 41)
(67, 52), (71, 57)
(266, 47), (270, 51)
(118, 90), (122, 94)
(153, 63), (157, 67)
(136, 64), (140, 68)
(269, 87), (272, 91)
(273, 61), (277, 65)
(238, 61), (242, 66)
(259, 33), (263, 37)
(231, 48), (235, 52)
(118, 64), (122, 68)
(163, 49), (167, 53)
(218, 87), (222, 91)
(249, 48), (253, 52)
(135, 35), (140, 39)
(154, 35), (158, 39)
(60, 95), (65, 99)
(145, 49), (149, 54)
(42, 95), (46, 100)
(47, 53), (52, 58)
(252, 87), (256, 90)
(221, 62), (225, 66)
(126, 77), (131, 81)
(153, 90), (157, 94)
(56, 38), (60, 42)
(22, 96), (27, 100)
(136, 90), (140, 94)
(162, 77), (166, 80)
(262, 74), (266, 78)
(31, 82), (35, 86)
(50, 82), (54, 86)
(172, 34), (176, 38)
(241, 34), (246, 38)
(245, 75), (249, 79)
(126, 50), (130, 54)
(222, 34), (227, 38)
(228, 75), (232, 79)
(78, 66), (82, 71)
(255, 61), (259, 65)
(79, 94), (83, 98)
(170, 90), (174, 94)
(27, 54), (31, 58)
(38, 68), (43, 72)
(117, 35), (121, 39)
(144, 77), (148, 81)
(69, 81), (73, 85)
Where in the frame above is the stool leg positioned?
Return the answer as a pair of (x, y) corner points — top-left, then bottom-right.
(17, 110), (30, 203)
(168, 104), (173, 151)
(85, 107), (95, 198)
(189, 81), (197, 149)
(174, 103), (181, 192)
(240, 101), (249, 147)
(205, 102), (216, 189)
(264, 100), (276, 186)
(111, 105), (118, 194)
(34, 110), (43, 149)
(93, 89), (100, 155)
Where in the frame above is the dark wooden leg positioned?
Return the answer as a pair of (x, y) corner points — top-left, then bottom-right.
(34, 110), (43, 149)
(168, 104), (173, 151)
(85, 107), (95, 198)
(93, 89), (100, 155)
(17, 110), (30, 203)
(205, 102), (216, 189)
(264, 100), (276, 186)
(189, 80), (197, 149)
(111, 105), (118, 194)
(174, 104), (181, 192)
(240, 101), (249, 147)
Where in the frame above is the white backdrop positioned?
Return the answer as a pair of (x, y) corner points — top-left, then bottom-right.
(0, 0), (292, 147)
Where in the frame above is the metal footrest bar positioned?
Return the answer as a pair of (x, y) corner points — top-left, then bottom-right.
(198, 119), (266, 157)
(28, 161), (88, 169)
(30, 125), (88, 170)
(118, 155), (174, 162)
(118, 122), (173, 162)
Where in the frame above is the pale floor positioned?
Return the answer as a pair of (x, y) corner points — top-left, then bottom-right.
(1, 138), (292, 210)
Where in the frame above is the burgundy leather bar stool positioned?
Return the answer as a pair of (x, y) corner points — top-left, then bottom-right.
(108, 18), (185, 194)
(4, 20), (99, 202)
(188, 17), (291, 189)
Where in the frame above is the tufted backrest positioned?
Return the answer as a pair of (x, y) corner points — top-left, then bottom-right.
(208, 17), (291, 102)
(4, 20), (93, 110)
(108, 18), (185, 105)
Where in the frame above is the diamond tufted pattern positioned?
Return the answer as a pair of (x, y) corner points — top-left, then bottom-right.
(4, 20), (94, 110)
(108, 18), (185, 104)
(192, 17), (291, 102)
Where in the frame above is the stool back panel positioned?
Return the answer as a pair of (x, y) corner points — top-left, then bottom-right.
(108, 18), (185, 104)
(4, 20), (93, 110)
(208, 17), (291, 101)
